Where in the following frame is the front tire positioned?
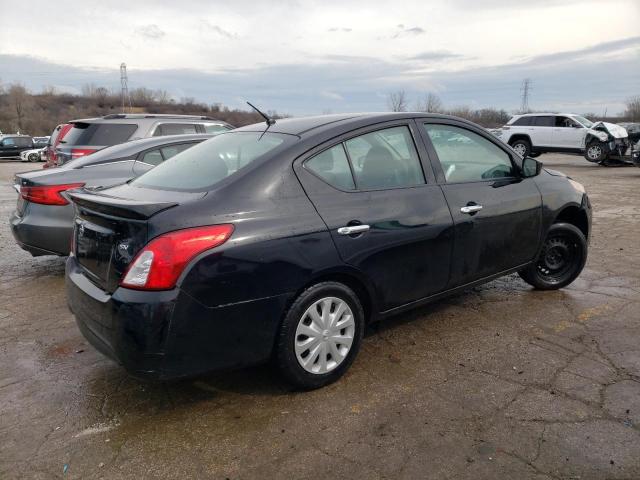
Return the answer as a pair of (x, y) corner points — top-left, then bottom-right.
(510, 139), (531, 158)
(28, 152), (40, 163)
(519, 223), (587, 290)
(585, 142), (605, 163)
(276, 282), (365, 390)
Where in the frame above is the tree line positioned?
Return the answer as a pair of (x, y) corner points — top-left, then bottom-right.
(0, 82), (278, 136)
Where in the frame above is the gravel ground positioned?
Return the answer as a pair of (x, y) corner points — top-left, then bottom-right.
(1, 154), (639, 480)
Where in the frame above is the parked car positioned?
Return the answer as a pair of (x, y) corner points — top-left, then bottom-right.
(495, 113), (631, 164)
(10, 134), (213, 257)
(43, 124), (72, 168)
(65, 113), (591, 389)
(32, 136), (50, 148)
(55, 114), (233, 166)
(0, 135), (34, 158)
(20, 148), (46, 163)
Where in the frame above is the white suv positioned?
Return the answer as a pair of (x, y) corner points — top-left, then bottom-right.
(496, 113), (630, 164)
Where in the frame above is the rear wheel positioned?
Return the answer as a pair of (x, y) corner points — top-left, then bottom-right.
(519, 223), (587, 290)
(276, 282), (364, 390)
(28, 152), (40, 163)
(510, 139), (531, 158)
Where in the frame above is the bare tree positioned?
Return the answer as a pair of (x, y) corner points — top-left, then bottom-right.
(625, 95), (640, 122)
(387, 90), (408, 112)
(8, 84), (30, 132)
(416, 92), (443, 113)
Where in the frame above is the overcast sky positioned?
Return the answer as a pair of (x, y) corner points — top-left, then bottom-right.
(1, 0), (638, 115)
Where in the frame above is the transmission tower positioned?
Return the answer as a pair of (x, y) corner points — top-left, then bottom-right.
(520, 78), (532, 113)
(120, 63), (131, 113)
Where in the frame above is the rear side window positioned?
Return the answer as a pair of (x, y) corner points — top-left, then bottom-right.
(346, 126), (424, 190)
(512, 117), (533, 126)
(204, 124), (231, 134)
(306, 145), (355, 190)
(153, 123), (198, 136)
(63, 123), (137, 146)
(533, 116), (554, 127)
(131, 132), (286, 191)
(140, 149), (164, 166)
(161, 143), (194, 159)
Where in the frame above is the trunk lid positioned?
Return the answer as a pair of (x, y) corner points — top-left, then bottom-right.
(68, 186), (202, 292)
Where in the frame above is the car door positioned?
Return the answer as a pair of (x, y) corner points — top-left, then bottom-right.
(553, 116), (586, 149)
(419, 121), (542, 287)
(295, 122), (454, 312)
(531, 116), (554, 146)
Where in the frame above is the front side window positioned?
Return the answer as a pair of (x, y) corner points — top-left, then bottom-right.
(423, 124), (516, 183)
(132, 132), (287, 191)
(555, 116), (579, 128)
(306, 144), (355, 190)
(572, 115), (593, 128)
(345, 126), (424, 189)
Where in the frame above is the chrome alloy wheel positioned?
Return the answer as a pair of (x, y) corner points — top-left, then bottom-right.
(587, 145), (603, 160)
(513, 143), (527, 157)
(294, 297), (355, 374)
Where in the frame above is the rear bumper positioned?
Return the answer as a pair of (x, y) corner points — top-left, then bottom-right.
(10, 204), (73, 256)
(66, 256), (292, 380)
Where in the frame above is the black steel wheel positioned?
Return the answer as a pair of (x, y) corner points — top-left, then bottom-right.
(519, 223), (587, 290)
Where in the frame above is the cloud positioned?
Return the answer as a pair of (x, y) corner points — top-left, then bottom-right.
(391, 24), (425, 39)
(136, 24), (165, 40)
(327, 27), (353, 32)
(199, 20), (237, 39)
(320, 90), (344, 100)
(0, 35), (638, 116)
(408, 50), (465, 62)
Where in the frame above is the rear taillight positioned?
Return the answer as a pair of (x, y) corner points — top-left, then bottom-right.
(71, 148), (96, 159)
(21, 183), (85, 206)
(120, 225), (234, 291)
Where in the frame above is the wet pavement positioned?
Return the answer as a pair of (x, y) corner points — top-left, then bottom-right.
(1, 155), (639, 479)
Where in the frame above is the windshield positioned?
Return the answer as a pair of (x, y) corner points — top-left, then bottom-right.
(131, 132), (288, 191)
(572, 115), (594, 128)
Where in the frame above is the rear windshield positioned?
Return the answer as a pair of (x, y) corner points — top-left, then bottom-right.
(61, 122), (137, 146)
(131, 132), (288, 191)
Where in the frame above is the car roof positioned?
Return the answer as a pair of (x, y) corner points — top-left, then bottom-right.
(68, 114), (231, 125)
(234, 112), (464, 137)
(67, 134), (213, 168)
(514, 113), (584, 117)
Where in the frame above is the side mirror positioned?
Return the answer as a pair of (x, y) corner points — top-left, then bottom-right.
(522, 157), (542, 178)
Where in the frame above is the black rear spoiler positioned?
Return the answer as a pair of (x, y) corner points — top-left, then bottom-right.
(68, 190), (177, 220)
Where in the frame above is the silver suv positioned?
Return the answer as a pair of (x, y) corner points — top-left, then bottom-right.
(55, 114), (233, 165)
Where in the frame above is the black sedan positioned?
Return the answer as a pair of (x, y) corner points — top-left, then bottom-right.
(65, 113), (591, 389)
(11, 134), (213, 257)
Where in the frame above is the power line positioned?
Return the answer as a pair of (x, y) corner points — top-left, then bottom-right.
(520, 78), (532, 113)
(120, 63), (131, 113)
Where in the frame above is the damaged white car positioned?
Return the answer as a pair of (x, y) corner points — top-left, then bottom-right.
(496, 113), (636, 166)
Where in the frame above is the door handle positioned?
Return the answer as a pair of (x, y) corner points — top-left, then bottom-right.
(460, 205), (483, 214)
(337, 225), (370, 235)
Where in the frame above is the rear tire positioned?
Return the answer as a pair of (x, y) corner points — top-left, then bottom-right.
(519, 223), (587, 290)
(510, 139), (531, 158)
(276, 281), (364, 390)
